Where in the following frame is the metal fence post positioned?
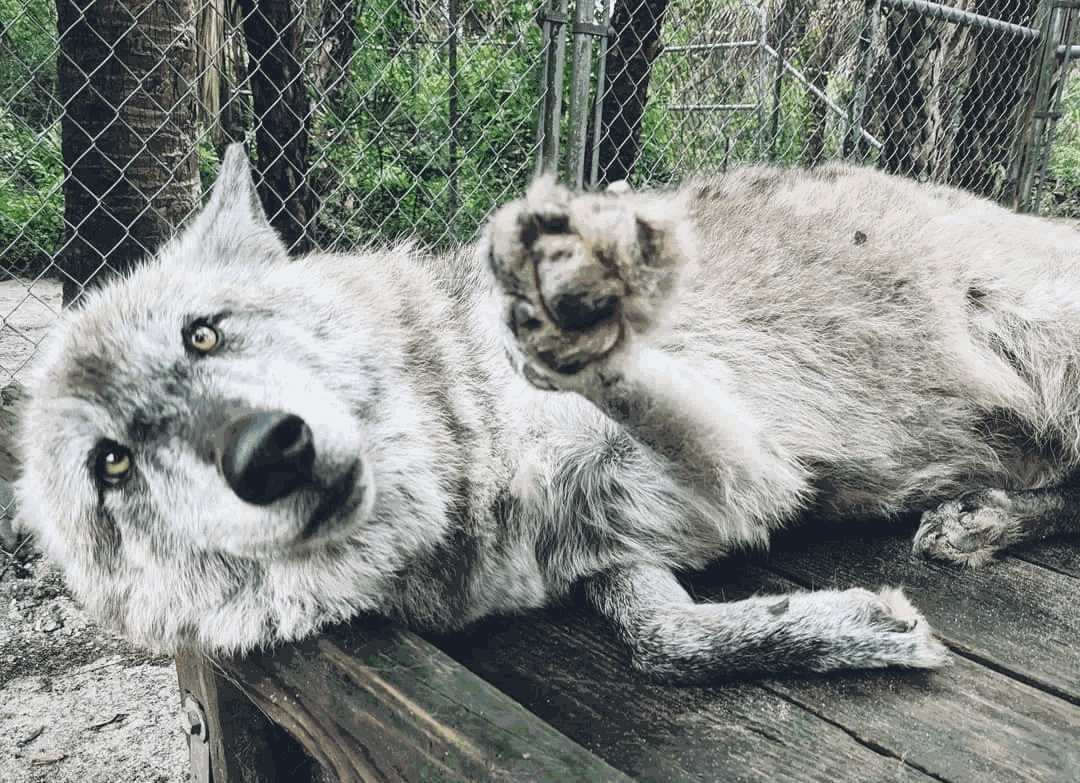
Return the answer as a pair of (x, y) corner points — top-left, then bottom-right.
(565, 0), (596, 186)
(447, 0), (460, 236)
(589, 3), (614, 188)
(1016, 0), (1078, 212)
(536, 0), (570, 178)
(1012, 0), (1055, 211)
(753, 1), (771, 158)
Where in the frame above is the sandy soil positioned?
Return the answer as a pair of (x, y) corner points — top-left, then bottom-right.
(0, 278), (190, 783)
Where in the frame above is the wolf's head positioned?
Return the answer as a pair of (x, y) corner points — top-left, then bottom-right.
(14, 145), (462, 653)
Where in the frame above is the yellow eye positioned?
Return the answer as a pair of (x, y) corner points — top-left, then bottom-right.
(96, 444), (132, 486)
(189, 323), (220, 353)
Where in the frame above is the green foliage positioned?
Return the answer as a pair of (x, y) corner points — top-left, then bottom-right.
(0, 110), (62, 277)
(198, 142), (223, 192)
(0, 0), (58, 130)
(309, 0), (543, 251)
(0, 0), (61, 277)
(1, 0), (1077, 284)
(1039, 75), (1080, 217)
(630, 1), (854, 188)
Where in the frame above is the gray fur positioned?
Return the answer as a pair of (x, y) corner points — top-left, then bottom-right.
(915, 486), (1080, 567)
(13, 145), (1080, 681)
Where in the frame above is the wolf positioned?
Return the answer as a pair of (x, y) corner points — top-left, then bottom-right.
(13, 144), (1080, 682)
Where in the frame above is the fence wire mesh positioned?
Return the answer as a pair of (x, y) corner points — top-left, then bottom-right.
(0, 0), (1077, 403)
(580, 0), (1076, 210)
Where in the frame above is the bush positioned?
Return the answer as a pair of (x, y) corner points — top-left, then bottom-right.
(0, 112), (62, 279)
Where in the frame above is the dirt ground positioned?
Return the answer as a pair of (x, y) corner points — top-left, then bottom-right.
(0, 279), (190, 783)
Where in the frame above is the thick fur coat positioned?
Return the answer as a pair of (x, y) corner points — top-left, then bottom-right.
(14, 145), (1080, 680)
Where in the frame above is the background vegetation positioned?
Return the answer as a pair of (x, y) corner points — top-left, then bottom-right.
(0, 0), (1076, 282)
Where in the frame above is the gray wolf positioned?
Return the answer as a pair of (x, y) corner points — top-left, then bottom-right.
(13, 144), (1080, 681)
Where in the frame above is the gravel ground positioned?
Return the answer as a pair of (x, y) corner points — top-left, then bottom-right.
(0, 279), (190, 783)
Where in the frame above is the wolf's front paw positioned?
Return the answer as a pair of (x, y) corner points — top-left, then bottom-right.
(485, 177), (692, 384)
(913, 489), (1015, 568)
(814, 587), (949, 671)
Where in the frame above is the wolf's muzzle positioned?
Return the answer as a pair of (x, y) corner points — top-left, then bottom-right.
(216, 411), (315, 505)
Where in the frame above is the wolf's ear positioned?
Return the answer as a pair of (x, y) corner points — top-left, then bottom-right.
(178, 143), (288, 262)
(205, 143), (269, 228)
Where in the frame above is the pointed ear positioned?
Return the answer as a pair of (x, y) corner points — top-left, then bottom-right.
(204, 143), (269, 228)
(178, 143), (288, 261)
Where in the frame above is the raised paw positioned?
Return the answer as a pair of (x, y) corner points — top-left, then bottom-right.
(485, 177), (693, 384)
(913, 489), (1015, 568)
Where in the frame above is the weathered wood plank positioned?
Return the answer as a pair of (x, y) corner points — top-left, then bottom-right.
(1014, 538), (1080, 579)
(176, 650), (313, 783)
(689, 565), (1080, 783)
(764, 519), (1080, 702)
(438, 555), (1080, 783)
(764, 662), (1080, 783)
(219, 621), (633, 783)
(435, 604), (934, 782)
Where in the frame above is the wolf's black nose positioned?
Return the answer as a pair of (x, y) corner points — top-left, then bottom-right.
(218, 411), (315, 505)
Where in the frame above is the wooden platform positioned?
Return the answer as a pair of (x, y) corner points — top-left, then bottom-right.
(181, 516), (1080, 783)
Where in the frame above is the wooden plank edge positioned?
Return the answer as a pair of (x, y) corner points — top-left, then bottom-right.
(217, 623), (635, 783)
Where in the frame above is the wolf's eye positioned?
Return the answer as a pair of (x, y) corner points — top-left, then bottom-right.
(188, 323), (220, 354)
(95, 443), (132, 486)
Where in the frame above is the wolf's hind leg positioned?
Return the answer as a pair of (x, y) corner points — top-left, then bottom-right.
(914, 486), (1080, 567)
(584, 564), (949, 682)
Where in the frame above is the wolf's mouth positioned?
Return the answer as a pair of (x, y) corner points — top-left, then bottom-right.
(301, 461), (361, 540)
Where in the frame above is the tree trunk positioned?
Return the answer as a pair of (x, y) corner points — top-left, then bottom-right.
(877, 10), (936, 178)
(950, 0), (1039, 198)
(802, 28), (833, 168)
(238, 0), (313, 252)
(220, 0), (250, 148)
(197, 0), (226, 142)
(315, 0), (357, 106)
(876, 3), (982, 185)
(55, 0), (200, 307)
(596, 0), (669, 186)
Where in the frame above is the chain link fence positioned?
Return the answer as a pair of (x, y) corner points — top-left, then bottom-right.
(555, 0), (1078, 211)
(0, 0), (1077, 400)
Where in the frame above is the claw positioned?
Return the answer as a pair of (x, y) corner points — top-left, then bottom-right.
(510, 299), (543, 335)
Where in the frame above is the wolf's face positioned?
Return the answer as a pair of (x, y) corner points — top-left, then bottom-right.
(14, 146), (450, 653)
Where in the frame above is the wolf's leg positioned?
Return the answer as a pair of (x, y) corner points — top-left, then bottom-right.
(584, 563), (948, 682)
(487, 179), (808, 523)
(913, 486), (1080, 567)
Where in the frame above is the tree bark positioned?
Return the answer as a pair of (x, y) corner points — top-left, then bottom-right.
(315, 0), (357, 107)
(238, 0), (313, 252)
(877, 9), (937, 178)
(55, 0), (200, 307)
(802, 29), (833, 167)
(950, 0), (1038, 198)
(220, 0), (250, 148)
(197, 0), (226, 142)
(596, 0), (669, 186)
(876, 2), (1009, 189)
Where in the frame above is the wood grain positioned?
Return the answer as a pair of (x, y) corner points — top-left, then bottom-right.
(691, 564), (1080, 783)
(176, 650), (313, 783)
(435, 602), (933, 782)
(218, 621), (632, 783)
(764, 518), (1080, 702)
(437, 555), (1080, 783)
(1015, 538), (1080, 578)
